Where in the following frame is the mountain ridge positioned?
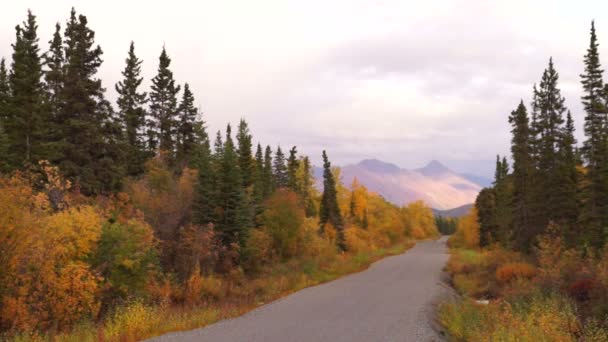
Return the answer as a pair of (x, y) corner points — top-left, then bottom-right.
(314, 159), (486, 210)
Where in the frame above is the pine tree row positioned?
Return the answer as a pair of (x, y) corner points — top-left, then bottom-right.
(477, 21), (608, 252)
(0, 8), (347, 252)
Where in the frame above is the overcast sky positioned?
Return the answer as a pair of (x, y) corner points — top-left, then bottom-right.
(2, 1), (607, 177)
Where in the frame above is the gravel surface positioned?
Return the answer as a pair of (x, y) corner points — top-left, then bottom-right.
(148, 236), (450, 342)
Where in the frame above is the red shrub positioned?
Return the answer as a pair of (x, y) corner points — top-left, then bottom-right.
(495, 262), (536, 284)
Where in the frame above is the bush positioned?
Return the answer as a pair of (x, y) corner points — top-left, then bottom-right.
(495, 262), (536, 284)
(259, 189), (305, 260)
(95, 219), (158, 304)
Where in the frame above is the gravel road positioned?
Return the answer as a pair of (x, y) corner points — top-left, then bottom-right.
(148, 236), (450, 342)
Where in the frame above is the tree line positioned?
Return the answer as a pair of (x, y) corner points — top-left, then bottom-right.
(476, 21), (608, 253)
(0, 8), (349, 255)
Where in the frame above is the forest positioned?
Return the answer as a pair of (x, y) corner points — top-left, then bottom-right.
(0, 8), (439, 341)
(440, 21), (608, 341)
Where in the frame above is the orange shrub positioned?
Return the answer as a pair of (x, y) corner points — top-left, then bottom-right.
(496, 262), (537, 283)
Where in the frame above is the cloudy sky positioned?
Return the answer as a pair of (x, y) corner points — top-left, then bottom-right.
(2, 0), (607, 177)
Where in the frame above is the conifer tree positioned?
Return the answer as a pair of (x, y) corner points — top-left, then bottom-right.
(0, 59), (8, 172)
(216, 124), (249, 246)
(579, 21), (608, 248)
(175, 83), (199, 168)
(273, 146), (288, 188)
(115, 41), (148, 176)
(287, 146), (299, 192)
(476, 187), (497, 247)
(262, 145), (274, 197)
(7, 10), (45, 168)
(44, 23), (63, 110)
(509, 102), (538, 251)
(299, 156), (317, 217)
(532, 58), (570, 227)
(192, 125), (214, 227)
(319, 150), (345, 250)
(557, 111), (579, 243)
(0, 58), (9, 126)
(56, 8), (123, 194)
(236, 119), (254, 188)
(251, 143), (265, 224)
(492, 155), (512, 246)
(42, 23), (64, 162)
(149, 47), (180, 158)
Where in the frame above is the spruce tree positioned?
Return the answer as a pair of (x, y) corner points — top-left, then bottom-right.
(579, 21), (608, 248)
(273, 146), (288, 188)
(532, 58), (570, 227)
(492, 155), (512, 246)
(7, 10), (45, 168)
(236, 119), (254, 188)
(44, 23), (63, 113)
(0, 58), (9, 127)
(509, 102), (538, 251)
(557, 111), (579, 244)
(319, 150), (345, 250)
(43, 23), (64, 162)
(56, 8), (123, 194)
(287, 146), (299, 192)
(149, 47), (180, 158)
(175, 83), (198, 168)
(251, 143), (265, 224)
(263, 145), (274, 197)
(115, 41), (148, 176)
(300, 156), (317, 217)
(216, 124), (249, 247)
(0, 59), (9, 173)
(476, 187), (498, 247)
(192, 125), (214, 227)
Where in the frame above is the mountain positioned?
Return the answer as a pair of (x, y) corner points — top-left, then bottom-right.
(315, 159), (484, 210)
(432, 204), (474, 218)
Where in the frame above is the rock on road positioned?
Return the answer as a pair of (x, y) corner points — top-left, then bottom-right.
(149, 236), (450, 342)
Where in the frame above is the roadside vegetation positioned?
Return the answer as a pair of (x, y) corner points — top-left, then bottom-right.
(440, 21), (608, 341)
(0, 9), (439, 341)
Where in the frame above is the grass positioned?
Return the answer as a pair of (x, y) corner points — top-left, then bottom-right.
(439, 245), (608, 341)
(6, 239), (416, 342)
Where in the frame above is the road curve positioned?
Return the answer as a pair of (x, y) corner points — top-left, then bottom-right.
(149, 237), (449, 342)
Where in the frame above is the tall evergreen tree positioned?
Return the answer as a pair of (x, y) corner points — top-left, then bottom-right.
(319, 150), (345, 250)
(42, 23), (64, 162)
(509, 102), (538, 251)
(262, 145), (274, 197)
(216, 124), (249, 247)
(476, 187), (497, 247)
(0, 58), (9, 127)
(175, 83), (198, 168)
(149, 47), (180, 158)
(557, 111), (580, 243)
(56, 8), (123, 194)
(6, 10), (45, 168)
(0, 59), (8, 172)
(299, 156), (317, 217)
(236, 119), (254, 188)
(532, 58), (570, 227)
(251, 143), (265, 224)
(579, 21), (608, 248)
(115, 41), (148, 176)
(192, 123), (214, 227)
(493, 155), (512, 246)
(287, 146), (299, 192)
(273, 146), (288, 188)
